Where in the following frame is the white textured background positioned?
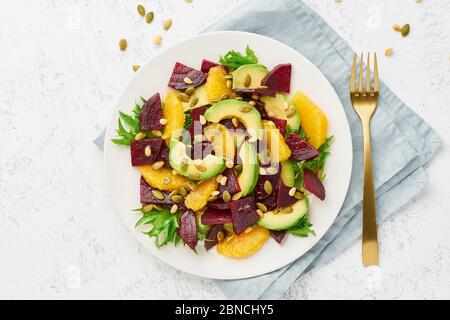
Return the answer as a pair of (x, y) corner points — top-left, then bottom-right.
(0, 0), (449, 299)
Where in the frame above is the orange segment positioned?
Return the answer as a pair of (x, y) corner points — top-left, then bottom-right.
(140, 165), (189, 192)
(205, 66), (234, 101)
(217, 226), (270, 258)
(163, 91), (185, 143)
(292, 92), (328, 149)
(184, 178), (218, 211)
(262, 120), (291, 163)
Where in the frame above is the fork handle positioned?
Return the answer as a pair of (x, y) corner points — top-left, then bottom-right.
(361, 119), (379, 266)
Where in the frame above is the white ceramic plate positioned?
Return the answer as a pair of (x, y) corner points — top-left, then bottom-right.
(104, 31), (352, 280)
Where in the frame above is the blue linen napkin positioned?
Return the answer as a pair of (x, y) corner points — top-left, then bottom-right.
(95, 0), (442, 300)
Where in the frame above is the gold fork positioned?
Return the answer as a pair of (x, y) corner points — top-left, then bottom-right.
(350, 53), (379, 266)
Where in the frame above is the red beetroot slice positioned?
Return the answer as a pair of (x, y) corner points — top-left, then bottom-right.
(189, 106), (208, 137)
(276, 179), (298, 208)
(204, 225), (225, 251)
(253, 100), (268, 119)
(229, 197), (260, 235)
(156, 140), (170, 167)
(261, 63), (292, 94)
(178, 210), (198, 250)
(303, 169), (326, 200)
(168, 62), (207, 90)
(130, 138), (163, 166)
(234, 88), (277, 98)
(270, 230), (287, 244)
(201, 209), (233, 225)
(286, 133), (320, 161)
(140, 93), (164, 131)
(267, 117), (287, 136)
(218, 169), (241, 196)
(201, 59), (219, 73)
(207, 200), (230, 210)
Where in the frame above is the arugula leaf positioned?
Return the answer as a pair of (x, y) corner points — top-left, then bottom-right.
(135, 208), (181, 248)
(184, 112), (193, 131)
(219, 46), (258, 70)
(288, 215), (316, 238)
(111, 104), (142, 146)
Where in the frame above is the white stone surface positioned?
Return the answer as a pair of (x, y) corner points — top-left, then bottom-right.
(0, 0), (448, 300)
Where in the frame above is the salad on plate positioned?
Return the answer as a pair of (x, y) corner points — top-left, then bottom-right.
(112, 46), (332, 258)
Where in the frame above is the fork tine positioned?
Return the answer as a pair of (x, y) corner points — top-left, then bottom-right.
(350, 54), (356, 93)
(366, 52), (371, 93)
(373, 52), (379, 92)
(358, 53), (364, 94)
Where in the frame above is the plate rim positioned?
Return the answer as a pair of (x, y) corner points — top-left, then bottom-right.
(103, 30), (353, 280)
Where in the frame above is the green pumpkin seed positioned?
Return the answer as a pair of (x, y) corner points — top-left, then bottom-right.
(132, 65), (141, 72)
(185, 87), (195, 96)
(119, 39), (127, 51)
(177, 92), (190, 102)
(151, 190), (164, 200)
(401, 24), (410, 37)
(163, 19), (173, 31)
(142, 204), (154, 213)
(226, 80), (232, 89)
(145, 12), (154, 24)
(294, 192), (304, 200)
(137, 5), (145, 17)
(244, 74), (251, 87)
(179, 187), (188, 197)
(264, 180), (273, 195)
(190, 96), (199, 107)
(171, 195), (184, 204)
(222, 190), (231, 203)
(256, 202), (268, 212)
(280, 206), (293, 214)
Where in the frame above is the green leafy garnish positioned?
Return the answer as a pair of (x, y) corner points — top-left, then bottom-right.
(301, 136), (333, 174)
(288, 215), (316, 238)
(184, 112), (193, 131)
(111, 104), (142, 146)
(287, 125), (308, 141)
(135, 208), (182, 248)
(219, 46), (258, 70)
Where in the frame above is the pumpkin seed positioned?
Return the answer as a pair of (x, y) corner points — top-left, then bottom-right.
(208, 196), (218, 202)
(224, 74), (233, 79)
(239, 105), (252, 113)
(177, 92), (190, 102)
(256, 209), (264, 218)
(234, 164), (243, 172)
(289, 187), (297, 197)
(217, 231), (225, 242)
(171, 195), (183, 204)
(251, 95), (259, 101)
(132, 65), (141, 72)
(185, 87), (195, 96)
(256, 202), (268, 212)
(196, 164), (207, 172)
(222, 190), (231, 203)
(135, 132), (146, 141)
(179, 187), (188, 197)
(153, 35), (162, 45)
(159, 118), (168, 125)
(163, 19), (173, 31)
(226, 159), (234, 169)
(272, 208), (279, 215)
(119, 39), (128, 51)
(259, 167), (267, 175)
(220, 176), (228, 186)
(385, 48), (394, 57)
(235, 96), (243, 100)
(151, 161), (165, 170)
(137, 5), (145, 17)
(248, 100), (256, 106)
(151, 190), (164, 200)
(183, 77), (193, 85)
(221, 93), (230, 101)
(142, 204), (154, 213)
(216, 175), (224, 183)
(226, 80), (232, 89)
(190, 96), (199, 107)
(401, 24), (410, 37)
(199, 115), (207, 125)
(280, 206), (293, 214)
(244, 74), (251, 87)
(145, 12), (154, 24)
(231, 191), (243, 201)
(151, 130), (162, 137)
(294, 192), (304, 200)
(267, 111), (275, 118)
(258, 85), (268, 90)
(267, 167), (278, 175)
(168, 189), (179, 198)
(264, 180), (273, 195)
(210, 191), (220, 197)
(145, 146), (152, 157)
(392, 24), (401, 32)
(172, 170), (178, 176)
(231, 117), (240, 128)
(170, 204), (178, 214)
(154, 205), (163, 211)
